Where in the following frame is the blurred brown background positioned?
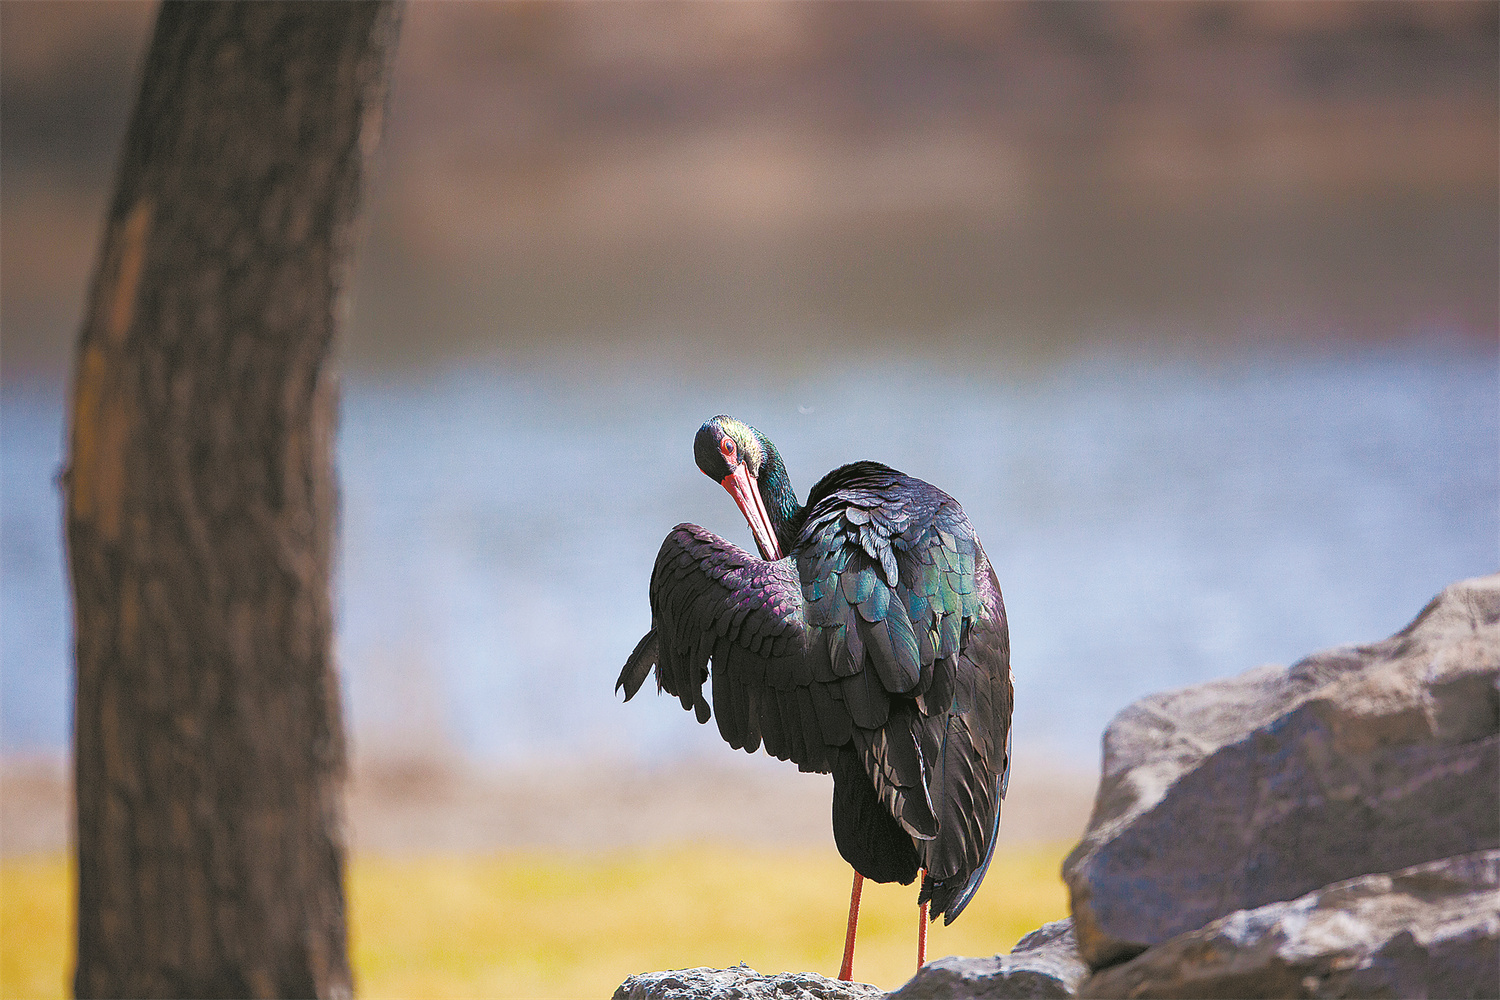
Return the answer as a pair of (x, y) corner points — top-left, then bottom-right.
(4, 0), (1496, 379)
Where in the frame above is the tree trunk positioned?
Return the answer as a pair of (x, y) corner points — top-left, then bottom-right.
(64, 4), (400, 997)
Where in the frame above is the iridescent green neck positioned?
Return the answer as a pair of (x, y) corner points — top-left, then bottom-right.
(752, 429), (802, 556)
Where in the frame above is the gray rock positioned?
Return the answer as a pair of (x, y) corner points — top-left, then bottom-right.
(1079, 850), (1500, 999)
(613, 964), (883, 1000)
(889, 918), (1089, 998)
(1063, 574), (1500, 969)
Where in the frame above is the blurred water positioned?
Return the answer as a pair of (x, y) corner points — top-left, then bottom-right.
(3, 344), (1496, 769)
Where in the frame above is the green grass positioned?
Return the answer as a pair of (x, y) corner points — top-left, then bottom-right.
(2, 842), (1071, 998)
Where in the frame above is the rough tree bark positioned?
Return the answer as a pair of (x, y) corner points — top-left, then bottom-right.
(64, 4), (400, 997)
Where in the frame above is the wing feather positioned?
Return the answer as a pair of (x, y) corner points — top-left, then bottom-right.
(918, 560), (1014, 923)
(621, 523), (843, 774)
(798, 465), (1014, 920)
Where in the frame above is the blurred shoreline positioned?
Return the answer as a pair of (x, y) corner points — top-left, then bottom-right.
(4, 2), (1495, 378)
(7, 348), (1496, 778)
(0, 751), (1096, 858)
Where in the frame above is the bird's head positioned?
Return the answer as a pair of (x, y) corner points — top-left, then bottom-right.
(695, 415), (786, 561)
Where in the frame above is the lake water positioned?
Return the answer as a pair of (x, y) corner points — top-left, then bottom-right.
(3, 343), (1496, 770)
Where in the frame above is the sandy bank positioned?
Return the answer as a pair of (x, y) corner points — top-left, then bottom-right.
(2, 752), (1094, 857)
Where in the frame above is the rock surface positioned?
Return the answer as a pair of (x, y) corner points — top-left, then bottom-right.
(1063, 574), (1500, 969)
(1079, 850), (1500, 999)
(613, 964), (883, 1000)
(889, 918), (1089, 998)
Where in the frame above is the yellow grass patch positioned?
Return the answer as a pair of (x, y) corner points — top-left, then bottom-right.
(1, 842), (1070, 999)
(0, 855), (73, 1000)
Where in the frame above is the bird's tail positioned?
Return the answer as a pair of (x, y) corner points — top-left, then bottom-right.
(917, 675), (1008, 924)
(616, 629), (659, 700)
(920, 767), (1005, 923)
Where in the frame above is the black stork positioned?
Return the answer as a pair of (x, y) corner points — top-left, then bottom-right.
(618, 415), (1013, 981)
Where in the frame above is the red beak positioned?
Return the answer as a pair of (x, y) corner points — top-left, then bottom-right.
(721, 462), (784, 561)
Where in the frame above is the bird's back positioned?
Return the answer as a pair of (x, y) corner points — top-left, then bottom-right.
(795, 462), (1012, 922)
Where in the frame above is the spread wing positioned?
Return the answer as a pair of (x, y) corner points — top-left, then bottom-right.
(617, 523), (846, 774)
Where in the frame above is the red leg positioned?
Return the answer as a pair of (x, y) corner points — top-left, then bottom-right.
(917, 869), (929, 970)
(838, 871), (864, 981)
(917, 899), (929, 969)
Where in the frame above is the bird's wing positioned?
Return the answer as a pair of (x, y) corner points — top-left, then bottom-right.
(917, 553), (1012, 923)
(617, 523), (845, 774)
(801, 468), (1013, 912)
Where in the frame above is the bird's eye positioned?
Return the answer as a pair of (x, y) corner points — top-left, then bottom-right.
(720, 438), (736, 459)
